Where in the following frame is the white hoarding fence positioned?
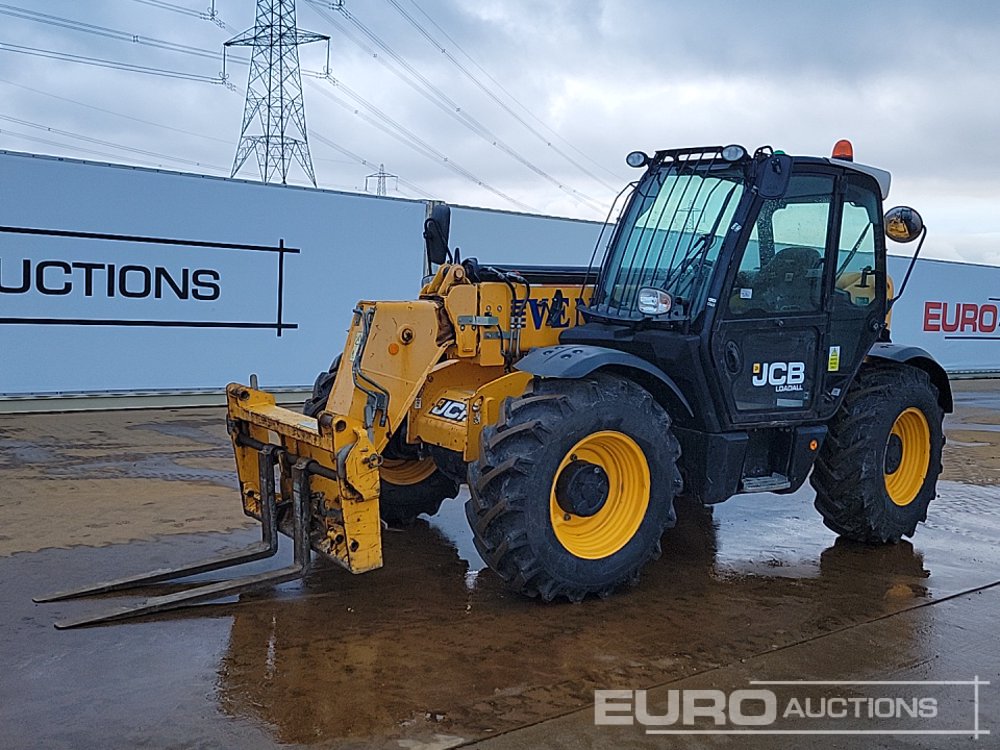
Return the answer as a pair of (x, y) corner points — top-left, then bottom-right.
(0, 150), (997, 402)
(0, 225), (294, 335)
(887, 256), (1000, 374)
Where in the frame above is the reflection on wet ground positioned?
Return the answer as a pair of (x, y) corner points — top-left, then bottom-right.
(2, 480), (998, 749)
(1, 386), (999, 749)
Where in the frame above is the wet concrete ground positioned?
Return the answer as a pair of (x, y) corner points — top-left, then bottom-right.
(1, 383), (999, 749)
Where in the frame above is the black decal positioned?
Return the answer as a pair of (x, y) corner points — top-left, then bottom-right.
(0, 226), (294, 336)
(192, 269), (221, 301)
(70, 261), (103, 297)
(119, 265), (151, 299)
(0, 258), (30, 294)
(154, 266), (189, 300)
(546, 290), (570, 328)
(35, 260), (72, 296)
(527, 298), (548, 329)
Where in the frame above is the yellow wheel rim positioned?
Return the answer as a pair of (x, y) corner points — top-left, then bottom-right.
(549, 431), (650, 559)
(884, 407), (931, 507)
(380, 457), (437, 486)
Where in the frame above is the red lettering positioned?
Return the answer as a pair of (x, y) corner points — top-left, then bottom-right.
(923, 301), (1000, 335)
(961, 303), (980, 332)
(923, 301), (943, 332)
(980, 304), (998, 333)
(941, 302), (960, 332)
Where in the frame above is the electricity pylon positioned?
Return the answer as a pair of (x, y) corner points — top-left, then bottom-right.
(365, 163), (398, 196)
(226, 0), (328, 185)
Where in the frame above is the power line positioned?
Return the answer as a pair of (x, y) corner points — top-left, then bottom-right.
(0, 4), (210, 57)
(0, 127), (171, 165)
(0, 41), (229, 86)
(387, 0), (622, 190)
(0, 125), (228, 173)
(404, 0), (620, 184)
(0, 78), (399, 191)
(0, 3), (248, 66)
(127, 0), (225, 27)
(304, 0), (605, 212)
(307, 77), (537, 212)
(0, 74), (411, 198)
(0, 76), (232, 146)
(332, 1), (606, 210)
(0, 0), (571, 210)
(0, 114), (229, 171)
(308, 129), (431, 197)
(129, 0), (203, 19)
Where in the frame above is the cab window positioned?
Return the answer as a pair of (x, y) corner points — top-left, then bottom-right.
(834, 178), (881, 308)
(728, 174), (835, 316)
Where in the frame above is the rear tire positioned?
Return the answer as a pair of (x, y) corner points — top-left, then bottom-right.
(303, 355), (458, 524)
(811, 364), (943, 543)
(467, 375), (680, 602)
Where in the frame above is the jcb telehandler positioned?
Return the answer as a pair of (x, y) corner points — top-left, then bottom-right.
(39, 141), (951, 627)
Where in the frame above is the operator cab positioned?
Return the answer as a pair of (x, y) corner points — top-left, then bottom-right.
(588, 143), (894, 329)
(555, 141), (930, 500)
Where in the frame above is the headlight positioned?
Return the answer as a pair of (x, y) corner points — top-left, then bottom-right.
(721, 144), (747, 162)
(637, 287), (672, 315)
(626, 150), (649, 168)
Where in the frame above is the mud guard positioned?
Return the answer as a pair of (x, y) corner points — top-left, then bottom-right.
(515, 344), (693, 417)
(867, 342), (953, 413)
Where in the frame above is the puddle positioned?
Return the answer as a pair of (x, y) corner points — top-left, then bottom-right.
(2, 394), (1000, 748)
(946, 421), (1000, 433)
(5, 477), (999, 749)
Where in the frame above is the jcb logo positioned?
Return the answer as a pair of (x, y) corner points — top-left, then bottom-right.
(752, 361), (805, 389)
(429, 398), (467, 422)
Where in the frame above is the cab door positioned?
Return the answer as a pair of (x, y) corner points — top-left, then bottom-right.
(817, 173), (889, 416)
(710, 170), (838, 426)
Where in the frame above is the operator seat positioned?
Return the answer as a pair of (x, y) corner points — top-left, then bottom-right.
(751, 246), (822, 312)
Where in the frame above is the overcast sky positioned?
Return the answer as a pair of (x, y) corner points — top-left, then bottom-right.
(1, 0), (998, 263)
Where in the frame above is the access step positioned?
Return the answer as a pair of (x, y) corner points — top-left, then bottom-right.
(741, 473), (792, 493)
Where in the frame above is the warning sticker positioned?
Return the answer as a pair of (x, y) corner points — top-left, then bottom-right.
(828, 345), (841, 372)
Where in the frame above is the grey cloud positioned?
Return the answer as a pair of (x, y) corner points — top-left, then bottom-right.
(0, 0), (997, 261)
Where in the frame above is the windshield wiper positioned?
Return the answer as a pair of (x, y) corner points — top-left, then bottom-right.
(661, 182), (740, 293)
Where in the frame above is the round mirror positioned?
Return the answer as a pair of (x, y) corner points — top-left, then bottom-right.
(884, 206), (924, 243)
(626, 150), (649, 168)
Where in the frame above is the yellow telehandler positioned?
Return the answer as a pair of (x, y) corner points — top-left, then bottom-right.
(38, 142), (951, 627)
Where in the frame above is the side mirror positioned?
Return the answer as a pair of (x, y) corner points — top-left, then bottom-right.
(884, 206), (927, 309)
(884, 206), (923, 243)
(423, 203), (451, 265)
(756, 153), (793, 199)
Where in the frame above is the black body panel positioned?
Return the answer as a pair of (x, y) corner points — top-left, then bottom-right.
(672, 428), (746, 504)
(515, 343), (693, 418)
(557, 323), (712, 430)
(868, 342), (953, 412)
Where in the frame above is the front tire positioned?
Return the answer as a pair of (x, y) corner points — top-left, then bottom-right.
(811, 364), (944, 543)
(377, 457), (460, 525)
(303, 355), (459, 524)
(467, 375), (680, 602)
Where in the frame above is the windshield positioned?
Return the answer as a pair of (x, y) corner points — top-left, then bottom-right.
(592, 159), (747, 319)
